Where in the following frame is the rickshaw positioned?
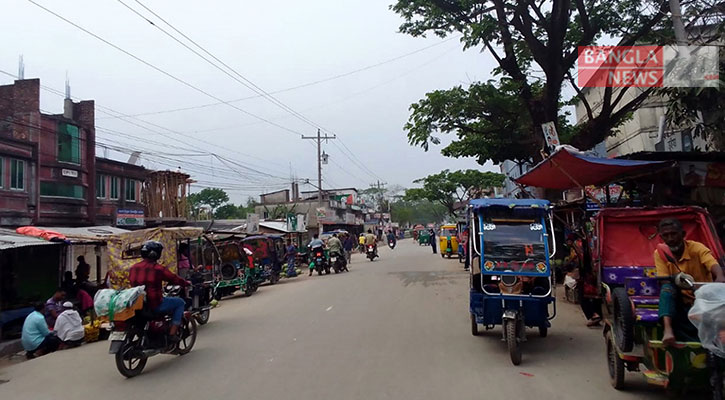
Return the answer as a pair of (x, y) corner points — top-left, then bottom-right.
(439, 224), (458, 258)
(214, 236), (257, 298)
(598, 207), (725, 393)
(242, 235), (281, 285)
(468, 199), (556, 365)
(418, 229), (430, 246)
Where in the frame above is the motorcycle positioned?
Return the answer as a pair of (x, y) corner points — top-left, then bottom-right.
(109, 285), (197, 378)
(330, 251), (348, 273)
(366, 245), (377, 261)
(388, 240), (396, 250)
(311, 247), (330, 275)
(188, 270), (213, 325)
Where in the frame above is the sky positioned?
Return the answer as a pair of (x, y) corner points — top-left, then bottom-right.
(3, 0), (500, 203)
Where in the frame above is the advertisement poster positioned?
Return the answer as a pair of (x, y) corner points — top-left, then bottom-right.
(247, 213), (259, 233)
(680, 162), (725, 187)
(541, 121), (560, 148)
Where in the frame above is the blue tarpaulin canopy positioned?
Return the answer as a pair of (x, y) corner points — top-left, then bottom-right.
(515, 147), (671, 190)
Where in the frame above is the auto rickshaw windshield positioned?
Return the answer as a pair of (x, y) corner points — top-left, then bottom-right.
(481, 220), (547, 273)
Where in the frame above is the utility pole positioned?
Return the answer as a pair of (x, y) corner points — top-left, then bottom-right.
(302, 129), (335, 235)
(669, 0), (688, 46)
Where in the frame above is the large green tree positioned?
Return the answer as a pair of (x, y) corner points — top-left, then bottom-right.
(405, 169), (505, 216)
(392, 0), (712, 162)
(189, 188), (229, 213)
(391, 199), (447, 225)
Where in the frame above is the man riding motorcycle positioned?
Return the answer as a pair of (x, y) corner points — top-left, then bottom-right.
(386, 230), (397, 249)
(307, 234), (325, 276)
(128, 241), (189, 341)
(327, 234), (346, 270)
(365, 229), (378, 259)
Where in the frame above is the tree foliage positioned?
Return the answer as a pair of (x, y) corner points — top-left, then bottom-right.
(189, 188), (229, 213)
(404, 169), (505, 216)
(391, 199), (447, 225)
(392, 0), (703, 162)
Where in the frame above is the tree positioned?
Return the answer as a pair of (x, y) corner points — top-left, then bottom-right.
(214, 204), (245, 220)
(391, 199), (447, 225)
(191, 188), (229, 214)
(404, 169), (505, 216)
(392, 0), (700, 162)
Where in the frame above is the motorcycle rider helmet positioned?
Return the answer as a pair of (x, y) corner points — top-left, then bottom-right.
(140, 240), (164, 261)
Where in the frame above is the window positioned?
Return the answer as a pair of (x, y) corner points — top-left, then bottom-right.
(109, 176), (119, 199)
(57, 123), (81, 164)
(40, 182), (84, 198)
(96, 174), (107, 198)
(10, 159), (24, 191)
(125, 179), (137, 202)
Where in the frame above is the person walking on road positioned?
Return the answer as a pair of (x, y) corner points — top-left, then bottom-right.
(343, 234), (354, 265)
(285, 240), (297, 277)
(429, 229), (437, 254)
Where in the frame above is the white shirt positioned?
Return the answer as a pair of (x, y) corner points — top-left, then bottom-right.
(55, 310), (85, 342)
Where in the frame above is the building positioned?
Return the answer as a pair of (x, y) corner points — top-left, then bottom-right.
(0, 78), (148, 227)
(255, 187), (366, 235)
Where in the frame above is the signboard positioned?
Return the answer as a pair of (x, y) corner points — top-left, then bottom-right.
(541, 122), (560, 148)
(584, 185), (625, 210)
(61, 168), (78, 178)
(286, 213), (297, 232)
(680, 162), (725, 187)
(247, 213), (260, 233)
(116, 209), (144, 227)
(297, 214), (306, 232)
(316, 208), (327, 219)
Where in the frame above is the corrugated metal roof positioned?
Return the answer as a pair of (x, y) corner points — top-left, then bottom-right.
(31, 226), (130, 243)
(0, 229), (60, 250)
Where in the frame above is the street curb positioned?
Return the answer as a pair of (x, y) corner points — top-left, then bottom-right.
(0, 339), (22, 358)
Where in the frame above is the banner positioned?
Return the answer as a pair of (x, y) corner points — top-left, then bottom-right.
(541, 121), (560, 148)
(247, 213), (259, 233)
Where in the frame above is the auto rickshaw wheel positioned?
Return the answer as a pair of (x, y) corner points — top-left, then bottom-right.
(612, 287), (635, 352)
(470, 314), (479, 336)
(607, 333), (625, 389)
(505, 319), (522, 365)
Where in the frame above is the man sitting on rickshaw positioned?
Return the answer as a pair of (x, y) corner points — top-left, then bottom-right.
(655, 218), (725, 346)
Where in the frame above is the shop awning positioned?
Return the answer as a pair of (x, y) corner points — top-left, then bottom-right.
(515, 147), (671, 189)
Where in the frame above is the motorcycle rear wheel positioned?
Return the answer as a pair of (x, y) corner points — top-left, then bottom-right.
(196, 309), (210, 325)
(115, 336), (147, 378)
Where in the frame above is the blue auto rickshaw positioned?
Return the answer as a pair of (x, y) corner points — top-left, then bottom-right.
(468, 199), (556, 365)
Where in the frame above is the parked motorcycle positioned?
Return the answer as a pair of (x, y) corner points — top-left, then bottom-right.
(366, 245), (377, 261)
(109, 285), (197, 378)
(188, 270), (213, 325)
(330, 251), (348, 273)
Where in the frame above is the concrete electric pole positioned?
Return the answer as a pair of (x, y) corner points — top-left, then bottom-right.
(302, 129), (335, 235)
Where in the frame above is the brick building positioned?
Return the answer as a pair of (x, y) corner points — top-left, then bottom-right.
(0, 78), (146, 227)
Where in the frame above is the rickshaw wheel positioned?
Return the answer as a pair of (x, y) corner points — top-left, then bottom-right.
(470, 314), (479, 336)
(538, 325), (548, 338)
(505, 320), (522, 365)
(612, 287), (634, 352)
(607, 334), (625, 389)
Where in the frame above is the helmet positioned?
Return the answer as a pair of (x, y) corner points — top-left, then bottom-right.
(140, 240), (163, 261)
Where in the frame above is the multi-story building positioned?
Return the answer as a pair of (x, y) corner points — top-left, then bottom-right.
(0, 78), (147, 227)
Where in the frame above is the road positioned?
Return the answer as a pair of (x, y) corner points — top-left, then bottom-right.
(0, 240), (676, 399)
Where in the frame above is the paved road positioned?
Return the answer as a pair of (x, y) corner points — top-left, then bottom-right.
(0, 240), (679, 399)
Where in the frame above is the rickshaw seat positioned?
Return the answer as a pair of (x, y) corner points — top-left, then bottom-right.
(602, 266), (654, 285)
(630, 296), (659, 306)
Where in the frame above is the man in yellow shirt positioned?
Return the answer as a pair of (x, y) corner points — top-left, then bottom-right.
(364, 229), (378, 259)
(655, 218), (725, 345)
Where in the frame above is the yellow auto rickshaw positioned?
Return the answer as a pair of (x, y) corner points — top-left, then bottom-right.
(439, 224), (458, 258)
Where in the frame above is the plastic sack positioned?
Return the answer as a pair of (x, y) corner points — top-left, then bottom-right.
(94, 286), (146, 318)
(688, 283), (725, 358)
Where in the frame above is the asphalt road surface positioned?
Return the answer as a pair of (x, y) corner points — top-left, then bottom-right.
(0, 240), (687, 399)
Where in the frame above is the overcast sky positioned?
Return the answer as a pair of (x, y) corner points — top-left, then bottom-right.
(4, 0), (500, 203)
